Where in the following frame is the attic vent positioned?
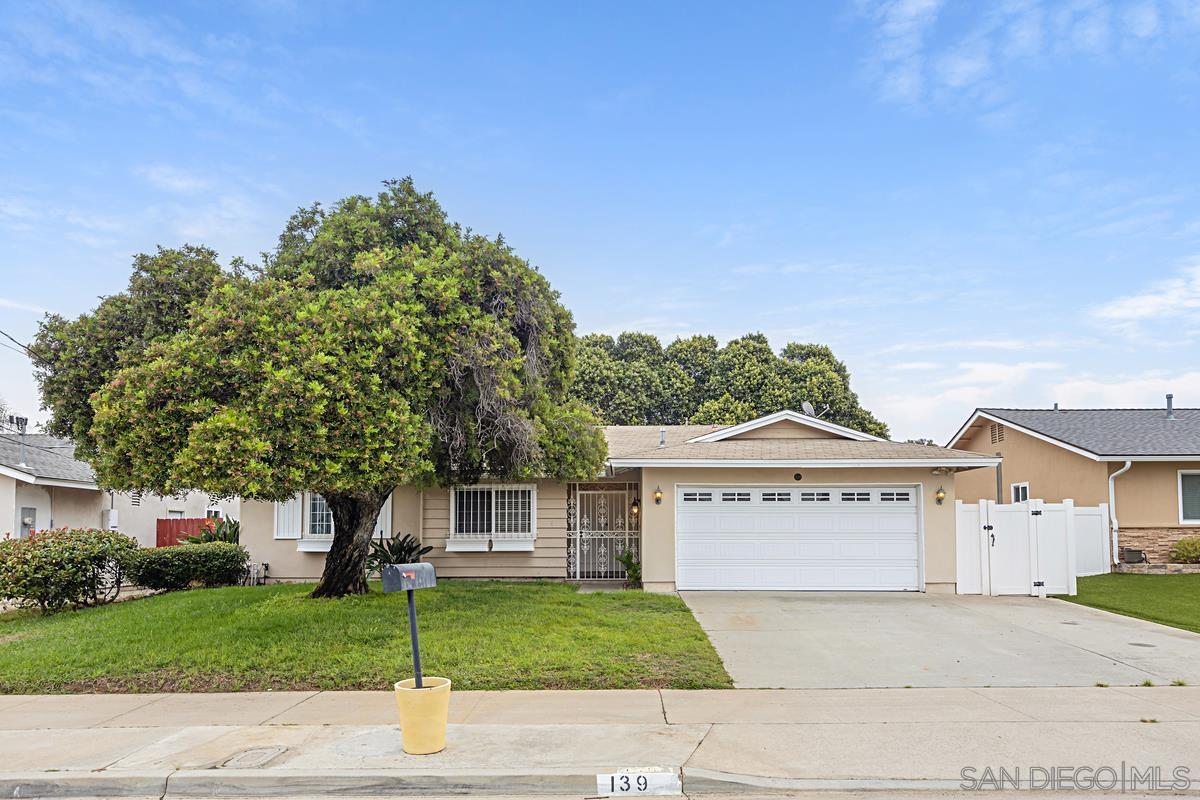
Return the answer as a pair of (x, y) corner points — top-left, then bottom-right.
(130, 490), (142, 507)
(989, 422), (1005, 444)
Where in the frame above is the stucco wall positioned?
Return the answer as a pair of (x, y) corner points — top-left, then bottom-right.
(110, 491), (241, 548)
(1, 476), (18, 537)
(14, 482), (51, 535)
(636, 466), (959, 593)
(49, 486), (105, 529)
(953, 424), (1109, 506)
(1110, 461), (1200, 529)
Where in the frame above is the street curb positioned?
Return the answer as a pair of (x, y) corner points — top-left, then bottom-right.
(0, 769), (605, 798)
(0, 771), (170, 798)
(681, 767), (966, 793)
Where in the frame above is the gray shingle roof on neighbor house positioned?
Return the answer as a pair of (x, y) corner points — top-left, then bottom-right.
(0, 433), (97, 485)
(979, 407), (1200, 457)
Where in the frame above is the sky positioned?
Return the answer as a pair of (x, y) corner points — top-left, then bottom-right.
(1, 0), (1199, 443)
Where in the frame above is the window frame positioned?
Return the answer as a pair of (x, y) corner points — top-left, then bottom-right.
(1179, 470), (1200, 525)
(449, 483), (537, 552)
(307, 492), (335, 538)
(1010, 482), (1030, 504)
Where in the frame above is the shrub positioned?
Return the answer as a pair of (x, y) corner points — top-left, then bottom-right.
(615, 549), (642, 589)
(366, 533), (432, 575)
(129, 542), (249, 590)
(0, 528), (139, 612)
(185, 517), (240, 545)
(1169, 537), (1200, 564)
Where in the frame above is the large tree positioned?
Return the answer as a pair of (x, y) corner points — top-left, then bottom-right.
(31, 245), (223, 459)
(35, 180), (606, 597)
(571, 330), (887, 437)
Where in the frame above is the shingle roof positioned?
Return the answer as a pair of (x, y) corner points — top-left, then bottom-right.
(977, 407), (1200, 457)
(604, 425), (994, 464)
(0, 433), (97, 485)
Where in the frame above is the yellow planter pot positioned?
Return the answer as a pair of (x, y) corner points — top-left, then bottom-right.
(394, 677), (451, 755)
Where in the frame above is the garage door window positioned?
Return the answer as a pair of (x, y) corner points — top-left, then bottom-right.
(683, 491), (713, 502)
(799, 491), (831, 502)
(880, 490), (913, 503)
(761, 491), (792, 502)
(841, 491), (871, 502)
(721, 491), (751, 502)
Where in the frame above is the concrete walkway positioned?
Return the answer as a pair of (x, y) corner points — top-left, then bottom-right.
(3, 688), (1199, 796)
(682, 592), (1200, 688)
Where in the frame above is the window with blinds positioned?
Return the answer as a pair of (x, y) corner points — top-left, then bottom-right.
(1180, 472), (1200, 523)
(450, 485), (536, 551)
(308, 493), (334, 537)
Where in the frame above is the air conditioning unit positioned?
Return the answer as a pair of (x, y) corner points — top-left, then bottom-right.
(101, 508), (119, 531)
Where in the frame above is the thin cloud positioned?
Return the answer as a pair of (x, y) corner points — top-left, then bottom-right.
(1091, 262), (1200, 328)
(136, 163), (211, 193)
(0, 297), (50, 314)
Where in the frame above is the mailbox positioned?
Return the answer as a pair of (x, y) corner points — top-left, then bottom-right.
(382, 562), (437, 592)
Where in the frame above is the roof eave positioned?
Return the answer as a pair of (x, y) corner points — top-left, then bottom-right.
(687, 410), (885, 444)
(946, 410), (1104, 461)
(605, 457), (1002, 469)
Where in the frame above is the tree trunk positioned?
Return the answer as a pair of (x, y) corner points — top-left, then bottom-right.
(311, 489), (391, 598)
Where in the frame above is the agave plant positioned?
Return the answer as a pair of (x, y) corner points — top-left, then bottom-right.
(366, 533), (433, 575)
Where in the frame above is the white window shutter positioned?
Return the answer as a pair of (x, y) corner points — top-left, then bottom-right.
(273, 493), (303, 539)
(374, 493), (393, 540)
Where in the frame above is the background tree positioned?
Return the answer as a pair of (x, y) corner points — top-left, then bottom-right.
(39, 180), (606, 598)
(31, 246), (222, 459)
(570, 330), (887, 437)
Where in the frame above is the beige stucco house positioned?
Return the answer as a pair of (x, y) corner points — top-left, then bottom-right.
(949, 398), (1200, 563)
(0, 432), (238, 546)
(240, 410), (998, 592)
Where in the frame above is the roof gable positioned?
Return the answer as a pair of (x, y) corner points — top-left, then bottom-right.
(948, 407), (1200, 459)
(688, 410), (883, 443)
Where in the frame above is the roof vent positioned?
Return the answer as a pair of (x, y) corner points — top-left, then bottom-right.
(1167, 393), (1175, 420)
(658, 427), (667, 448)
(1053, 402), (1059, 411)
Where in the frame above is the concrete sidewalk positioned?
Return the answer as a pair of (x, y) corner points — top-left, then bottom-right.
(2, 688), (1199, 796)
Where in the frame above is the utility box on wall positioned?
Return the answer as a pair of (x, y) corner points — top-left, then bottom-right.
(101, 508), (119, 531)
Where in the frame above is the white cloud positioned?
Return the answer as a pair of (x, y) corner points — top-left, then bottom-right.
(0, 297), (49, 315)
(1123, 1), (1161, 38)
(1090, 262), (1200, 329)
(939, 360), (1061, 387)
(1051, 370), (1200, 408)
(136, 164), (211, 193)
(891, 361), (941, 370)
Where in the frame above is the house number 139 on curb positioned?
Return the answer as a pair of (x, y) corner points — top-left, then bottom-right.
(596, 770), (681, 796)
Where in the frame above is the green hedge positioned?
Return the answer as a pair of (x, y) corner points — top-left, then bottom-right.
(0, 528), (139, 612)
(129, 542), (250, 591)
(1169, 537), (1200, 564)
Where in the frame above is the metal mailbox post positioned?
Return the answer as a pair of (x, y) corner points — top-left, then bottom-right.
(382, 562), (437, 688)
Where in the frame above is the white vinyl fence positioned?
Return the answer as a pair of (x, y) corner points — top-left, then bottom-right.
(956, 499), (1111, 597)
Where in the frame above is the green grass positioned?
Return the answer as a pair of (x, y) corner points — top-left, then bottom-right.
(0, 581), (732, 693)
(1057, 573), (1200, 635)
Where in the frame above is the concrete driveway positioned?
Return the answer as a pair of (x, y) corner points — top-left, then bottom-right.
(682, 591), (1200, 689)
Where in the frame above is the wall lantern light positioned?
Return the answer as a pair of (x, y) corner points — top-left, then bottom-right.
(654, 486), (663, 505)
(630, 497), (640, 517)
(935, 486), (946, 505)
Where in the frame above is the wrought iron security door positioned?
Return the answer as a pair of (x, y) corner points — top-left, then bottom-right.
(566, 483), (641, 580)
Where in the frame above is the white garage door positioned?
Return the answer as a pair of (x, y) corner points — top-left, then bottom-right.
(675, 486), (921, 591)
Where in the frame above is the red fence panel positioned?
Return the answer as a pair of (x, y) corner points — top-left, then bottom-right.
(155, 518), (212, 547)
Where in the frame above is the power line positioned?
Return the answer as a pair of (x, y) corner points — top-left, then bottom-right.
(0, 327), (31, 356)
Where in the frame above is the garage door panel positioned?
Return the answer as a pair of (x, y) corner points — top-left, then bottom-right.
(676, 485), (921, 591)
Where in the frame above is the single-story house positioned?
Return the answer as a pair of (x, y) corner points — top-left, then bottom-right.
(948, 397), (1200, 563)
(0, 431), (238, 546)
(241, 410), (999, 592)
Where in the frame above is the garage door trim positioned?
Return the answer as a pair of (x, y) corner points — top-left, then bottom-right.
(673, 482), (926, 591)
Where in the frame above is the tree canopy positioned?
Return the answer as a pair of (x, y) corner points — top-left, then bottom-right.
(570, 331), (888, 437)
(33, 179), (606, 597)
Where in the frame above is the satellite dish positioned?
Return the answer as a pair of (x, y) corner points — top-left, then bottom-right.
(801, 401), (816, 417)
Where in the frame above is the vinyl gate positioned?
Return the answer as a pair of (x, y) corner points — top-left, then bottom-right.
(955, 499), (1109, 597)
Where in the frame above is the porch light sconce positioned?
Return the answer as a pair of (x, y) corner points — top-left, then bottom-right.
(935, 486), (946, 505)
(654, 486), (663, 505)
(630, 497), (640, 517)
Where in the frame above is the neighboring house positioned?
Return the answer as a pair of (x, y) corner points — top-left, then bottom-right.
(240, 410), (998, 592)
(0, 432), (239, 546)
(948, 397), (1200, 563)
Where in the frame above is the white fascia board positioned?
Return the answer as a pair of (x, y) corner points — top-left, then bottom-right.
(946, 410), (987, 449)
(606, 457), (1002, 469)
(687, 410), (884, 444)
(0, 463), (99, 490)
(949, 410), (1103, 462)
(1102, 455), (1200, 462)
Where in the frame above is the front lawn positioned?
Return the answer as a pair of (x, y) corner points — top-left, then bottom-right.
(1059, 573), (1200, 634)
(0, 581), (732, 693)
